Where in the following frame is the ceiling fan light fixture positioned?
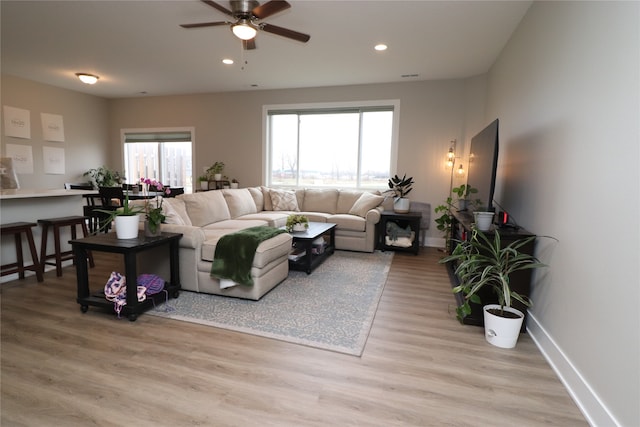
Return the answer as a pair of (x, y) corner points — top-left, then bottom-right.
(231, 20), (257, 40)
(75, 73), (99, 84)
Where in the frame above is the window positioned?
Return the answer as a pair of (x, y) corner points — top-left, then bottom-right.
(123, 129), (193, 193)
(265, 101), (398, 189)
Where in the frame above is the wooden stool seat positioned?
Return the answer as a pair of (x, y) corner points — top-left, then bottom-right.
(38, 216), (95, 277)
(1, 222), (44, 282)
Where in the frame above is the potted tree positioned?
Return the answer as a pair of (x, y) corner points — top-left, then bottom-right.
(385, 174), (414, 213)
(440, 229), (546, 348)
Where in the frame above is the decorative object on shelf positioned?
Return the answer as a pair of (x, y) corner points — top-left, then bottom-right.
(83, 166), (125, 189)
(286, 214), (309, 232)
(385, 174), (414, 213)
(198, 175), (209, 190)
(94, 188), (144, 238)
(473, 211), (494, 231)
(230, 178), (239, 189)
(207, 161), (225, 181)
(140, 177), (171, 237)
(440, 229), (546, 348)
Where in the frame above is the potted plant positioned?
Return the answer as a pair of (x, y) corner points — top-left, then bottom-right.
(198, 175), (209, 191)
(230, 178), (239, 189)
(207, 162), (225, 181)
(140, 177), (171, 237)
(286, 214), (309, 232)
(440, 229), (546, 348)
(452, 184), (478, 211)
(83, 166), (124, 189)
(434, 198), (455, 252)
(94, 190), (144, 239)
(385, 174), (414, 213)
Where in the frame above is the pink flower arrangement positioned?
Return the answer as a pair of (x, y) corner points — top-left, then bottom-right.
(140, 178), (171, 233)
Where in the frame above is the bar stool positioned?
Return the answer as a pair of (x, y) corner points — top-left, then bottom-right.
(1, 222), (44, 282)
(38, 216), (95, 277)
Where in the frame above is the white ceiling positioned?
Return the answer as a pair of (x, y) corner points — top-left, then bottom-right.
(1, 0), (531, 99)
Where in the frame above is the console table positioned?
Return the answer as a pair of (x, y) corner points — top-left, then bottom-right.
(446, 210), (535, 331)
(70, 232), (182, 321)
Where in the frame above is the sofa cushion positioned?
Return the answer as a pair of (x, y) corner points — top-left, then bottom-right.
(247, 187), (264, 211)
(270, 189), (300, 211)
(302, 188), (339, 214)
(163, 197), (192, 226)
(328, 214), (367, 232)
(203, 219), (268, 230)
(298, 212), (330, 223)
(336, 190), (363, 214)
(349, 192), (384, 218)
(181, 191), (231, 227)
(261, 186), (273, 211)
(201, 231), (292, 268)
(237, 212), (290, 228)
(223, 188), (258, 218)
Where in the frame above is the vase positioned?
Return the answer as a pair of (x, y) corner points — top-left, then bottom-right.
(144, 220), (162, 237)
(114, 215), (140, 239)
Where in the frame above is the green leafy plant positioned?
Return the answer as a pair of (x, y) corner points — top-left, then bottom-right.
(385, 174), (414, 198)
(286, 214), (309, 232)
(452, 184), (477, 200)
(439, 229), (546, 321)
(207, 162), (225, 176)
(84, 166), (124, 188)
(198, 175), (209, 182)
(140, 178), (171, 234)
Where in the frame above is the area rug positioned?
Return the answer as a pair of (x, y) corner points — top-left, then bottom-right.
(148, 250), (393, 356)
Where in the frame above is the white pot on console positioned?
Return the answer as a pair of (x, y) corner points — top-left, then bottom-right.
(114, 215), (140, 239)
(473, 211), (494, 231)
(393, 197), (410, 213)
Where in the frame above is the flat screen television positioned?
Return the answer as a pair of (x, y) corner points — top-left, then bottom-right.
(466, 118), (499, 212)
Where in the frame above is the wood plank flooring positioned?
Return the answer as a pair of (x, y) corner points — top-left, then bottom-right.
(1, 248), (587, 426)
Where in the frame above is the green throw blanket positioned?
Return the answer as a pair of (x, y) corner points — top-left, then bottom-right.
(210, 226), (287, 287)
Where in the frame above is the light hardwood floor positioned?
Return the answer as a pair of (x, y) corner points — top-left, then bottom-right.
(1, 247), (587, 426)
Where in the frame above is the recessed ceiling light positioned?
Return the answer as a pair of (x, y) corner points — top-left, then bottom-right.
(75, 73), (99, 84)
(222, 58), (234, 65)
(374, 44), (388, 51)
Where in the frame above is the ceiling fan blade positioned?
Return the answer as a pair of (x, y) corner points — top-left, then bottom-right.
(261, 23), (310, 43)
(201, 0), (233, 16)
(180, 21), (229, 29)
(243, 38), (257, 50)
(252, 0), (291, 20)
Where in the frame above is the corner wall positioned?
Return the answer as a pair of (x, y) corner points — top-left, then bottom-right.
(486, 2), (639, 426)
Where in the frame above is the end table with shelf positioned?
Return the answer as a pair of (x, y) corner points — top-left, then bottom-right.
(70, 232), (182, 321)
(377, 211), (422, 255)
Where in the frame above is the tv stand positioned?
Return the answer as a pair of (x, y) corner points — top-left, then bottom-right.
(446, 210), (535, 332)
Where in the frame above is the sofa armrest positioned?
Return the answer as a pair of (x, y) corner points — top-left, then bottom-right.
(365, 207), (382, 225)
(160, 224), (205, 249)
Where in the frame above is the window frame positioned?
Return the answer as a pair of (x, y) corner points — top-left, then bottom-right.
(262, 100), (400, 189)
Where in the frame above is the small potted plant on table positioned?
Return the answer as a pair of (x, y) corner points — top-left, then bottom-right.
(207, 162), (225, 181)
(286, 214), (309, 232)
(385, 174), (414, 213)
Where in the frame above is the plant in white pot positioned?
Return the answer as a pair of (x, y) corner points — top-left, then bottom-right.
(95, 192), (144, 239)
(286, 214), (309, 233)
(385, 174), (414, 213)
(440, 229), (546, 348)
(452, 184), (479, 212)
(207, 161), (225, 181)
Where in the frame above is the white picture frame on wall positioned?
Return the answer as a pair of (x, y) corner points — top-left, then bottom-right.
(5, 143), (34, 174)
(41, 113), (65, 142)
(43, 146), (65, 174)
(3, 106), (31, 139)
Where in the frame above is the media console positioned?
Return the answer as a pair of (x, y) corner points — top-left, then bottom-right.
(445, 210), (535, 332)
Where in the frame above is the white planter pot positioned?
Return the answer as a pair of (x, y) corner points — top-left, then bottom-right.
(474, 211), (494, 231)
(200, 181), (209, 190)
(394, 197), (411, 213)
(114, 215), (140, 239)
(483, 304), (524, 349)
(230, 182), (239, 189)
(214, 173), (222, 181)
(292, 223), (307, 232)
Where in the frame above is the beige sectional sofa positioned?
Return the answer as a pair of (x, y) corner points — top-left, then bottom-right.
(136, 187), (384, 300)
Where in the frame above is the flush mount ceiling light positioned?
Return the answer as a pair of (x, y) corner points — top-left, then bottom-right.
(222, 58), (234, 65)
(374, 44), (388, 51)
(231, 19), (257, 40)
(75, 73), (99, 84)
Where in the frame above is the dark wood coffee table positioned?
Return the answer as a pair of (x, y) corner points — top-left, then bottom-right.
(287, 222), (336, 274)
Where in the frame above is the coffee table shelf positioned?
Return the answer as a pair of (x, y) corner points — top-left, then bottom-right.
(287, 222), (336, 274)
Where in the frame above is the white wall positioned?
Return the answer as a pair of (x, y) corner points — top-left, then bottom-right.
(486, 2), (639, 426)
(1, 75), (110, 188)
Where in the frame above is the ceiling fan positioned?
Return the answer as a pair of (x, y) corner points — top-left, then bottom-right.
(180, 0), (310, 50)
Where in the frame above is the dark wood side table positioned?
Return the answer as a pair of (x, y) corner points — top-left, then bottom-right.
(286, 222), (336, 274)
(377, 211), (422, 255)
(70, 232), (182, 321)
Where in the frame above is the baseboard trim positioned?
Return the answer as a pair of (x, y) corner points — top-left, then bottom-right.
(527, 312), (620, 427)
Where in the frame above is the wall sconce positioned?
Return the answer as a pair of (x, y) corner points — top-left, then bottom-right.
(445, 140), (456, 168)
(457, 164), (465, 176)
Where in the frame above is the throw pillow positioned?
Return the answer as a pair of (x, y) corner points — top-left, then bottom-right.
(270, 189), (300, 211)
(349, 192), (384, 218)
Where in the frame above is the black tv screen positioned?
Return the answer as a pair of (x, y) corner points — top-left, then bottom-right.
(467, 118), (499, 212)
